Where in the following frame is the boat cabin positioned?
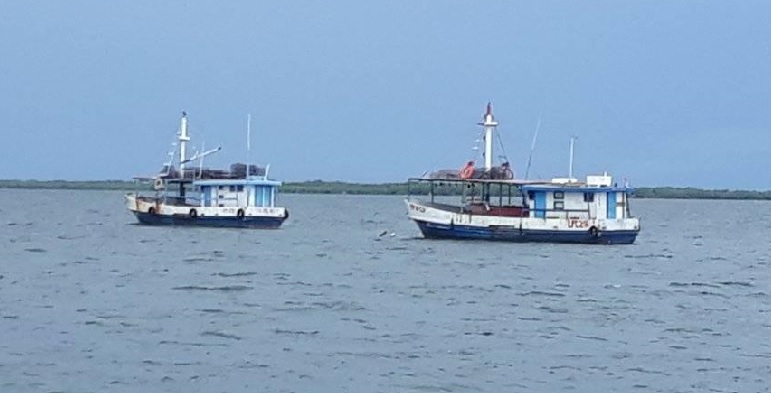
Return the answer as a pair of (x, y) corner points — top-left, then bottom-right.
(407, 173), (634, 221)
(155, 177), (282, 209)
(193, 178), (282, 208)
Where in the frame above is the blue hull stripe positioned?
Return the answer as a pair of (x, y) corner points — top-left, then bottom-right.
(134, 212), (286, 229)
(415, 220), (637, 245)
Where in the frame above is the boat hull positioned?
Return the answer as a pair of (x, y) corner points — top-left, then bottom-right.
(125, 194), (288, 229)
(406, 198), (639, 245)
(414, 219), (638, 245)
(133, 211), (286, 228)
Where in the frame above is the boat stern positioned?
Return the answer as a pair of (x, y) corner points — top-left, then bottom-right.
(124, 193), (139, 213)
(125, 193), (160, 215)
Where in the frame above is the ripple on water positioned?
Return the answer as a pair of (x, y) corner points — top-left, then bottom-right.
(172, 285), (253, 291)
(200, 330), (242, 340)
(274, 329), (319, 336)
(310, 300), (366, 311)
(214, 271), (259, 277)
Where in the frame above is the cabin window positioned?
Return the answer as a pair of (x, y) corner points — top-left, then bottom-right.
(553, 201), (564, 210)
(219, 186), (226, 191)
(583, 192), (595, 202)
(229, 185), (236, 192)
(554, 191), (564, 199)
(237, 185), (244, 192)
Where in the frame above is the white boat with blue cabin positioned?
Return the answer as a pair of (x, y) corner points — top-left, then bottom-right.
(125, 112), (289, 228)
(405, 104), (640, 244)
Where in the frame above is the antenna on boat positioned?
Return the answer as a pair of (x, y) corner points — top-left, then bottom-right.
(568, 135), (578, 181)
(477, 102), (498, 171)
(161, 145), (175, 176)
(180, 146), (221, 165)
(524, 113), (542, 180)
(198, 141), (205, 178)
(247, 113), (251, 151)
(178, 112), (190, 179)
(246, 113), (252, 178)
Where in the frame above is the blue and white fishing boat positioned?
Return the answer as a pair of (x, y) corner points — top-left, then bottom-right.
(125, 112), (289, 228)
(405, 104), (640, 244)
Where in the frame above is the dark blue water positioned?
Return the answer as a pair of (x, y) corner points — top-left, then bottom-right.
(1, 189), (770, 392)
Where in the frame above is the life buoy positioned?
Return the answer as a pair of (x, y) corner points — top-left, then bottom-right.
(237, 209), (245, 218)
(189, 208), (198, 218)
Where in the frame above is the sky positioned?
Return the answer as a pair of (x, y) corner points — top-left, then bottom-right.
(1, 1), (769, 189)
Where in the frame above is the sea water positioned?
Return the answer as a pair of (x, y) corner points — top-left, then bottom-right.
(1, 189), (770, 392)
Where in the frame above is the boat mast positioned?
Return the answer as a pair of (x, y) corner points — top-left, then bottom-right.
(479, 102), (498, 171)
(178, 112), (190, 178)
(524, 114), (541, 180)
(246, 113), (251, 178)
(568, 135), (578, 181)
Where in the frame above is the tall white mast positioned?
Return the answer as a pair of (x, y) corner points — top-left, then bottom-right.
(569, 135), (578, 181)
(246, 113), (251, 178)
(178, 112), (190, 178)
(478, 102), (498, 171)
(247, 113), (251, 152)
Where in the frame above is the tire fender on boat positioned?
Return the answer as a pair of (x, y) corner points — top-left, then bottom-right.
(589, 226), (599, 237)
(237, 208), (245, 218)
(189, 208), (198, 218)
(148, 207), (155, 215)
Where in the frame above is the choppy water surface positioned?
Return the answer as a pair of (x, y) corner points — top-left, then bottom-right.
(1, 189), (770, 392)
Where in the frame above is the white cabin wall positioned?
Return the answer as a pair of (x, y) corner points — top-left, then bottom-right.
(526, 189), (623, 220)
(597, 192), (608, 220)
(563, 193), (586, 211)
(544, 192), (555, 218)
(543, 191), (591, 218)
(214, 186), (249, 208)
(616, 192), (625, 219)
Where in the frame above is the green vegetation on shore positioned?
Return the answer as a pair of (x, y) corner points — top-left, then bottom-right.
(0, 179), (769, 200)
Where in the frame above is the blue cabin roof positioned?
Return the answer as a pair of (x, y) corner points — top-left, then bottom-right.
(520, 184), (633, 193)
(193, 176), (282, 188)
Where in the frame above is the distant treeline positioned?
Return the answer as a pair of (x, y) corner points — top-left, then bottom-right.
(631, 187), (771, 200)
(1, 179), (770, 200)
(0, 179), (140, 190)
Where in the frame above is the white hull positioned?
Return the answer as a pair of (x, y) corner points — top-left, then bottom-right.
(126, 194), (288, 228)
(406, 199), (640, 244)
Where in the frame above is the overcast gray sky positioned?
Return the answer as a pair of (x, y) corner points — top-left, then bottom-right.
(1, 1), (769, 189)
